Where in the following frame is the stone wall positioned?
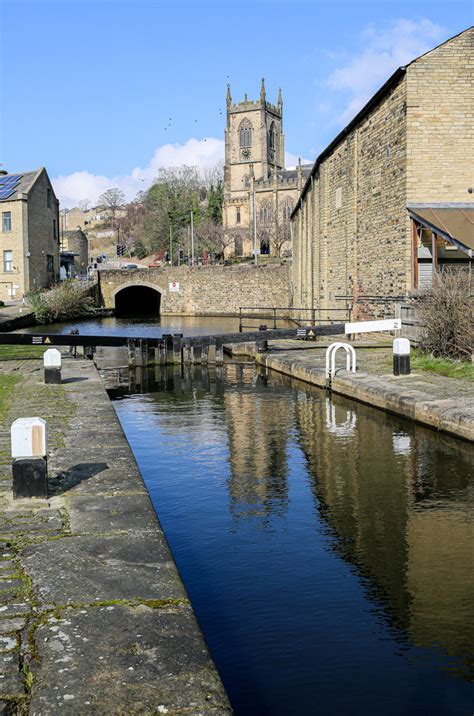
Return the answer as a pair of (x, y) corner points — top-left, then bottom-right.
(26, 170), (60, 293)
(0, 169), (59, 301)
(406, 29), (474, 203)
(0, 197), (26, 300)
(291, 27), (473, 319)
(292, 76), (407, 319)
(99, 263), (291, 315)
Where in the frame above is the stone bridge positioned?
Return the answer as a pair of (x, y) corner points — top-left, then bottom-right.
(98, 264), (290, 317)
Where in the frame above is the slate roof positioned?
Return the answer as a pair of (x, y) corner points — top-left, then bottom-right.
(255, 164), (313, 185)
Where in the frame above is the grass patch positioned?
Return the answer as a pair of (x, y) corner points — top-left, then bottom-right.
(0, 345), (46, 361)
(411, 349), (474, 381)
(0, 373), (21, 421)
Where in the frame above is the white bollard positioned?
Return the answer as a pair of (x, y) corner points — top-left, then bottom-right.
(11, 418), (48, 498)
(44, 348), (62, 384)
(393, 338), (411, 376)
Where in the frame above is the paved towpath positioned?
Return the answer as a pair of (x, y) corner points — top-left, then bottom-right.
(0, 355), (231, 714)
(230, 337), (474, 442)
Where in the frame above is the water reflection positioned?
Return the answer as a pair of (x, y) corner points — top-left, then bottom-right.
(295, 389), (474, 680)
(109, 363), (474, 713)
(224, 364), (291, 522)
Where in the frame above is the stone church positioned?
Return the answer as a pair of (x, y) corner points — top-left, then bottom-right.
(223, 79), (312, 257)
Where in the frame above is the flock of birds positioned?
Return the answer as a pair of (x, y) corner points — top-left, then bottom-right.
(160, 75), (269, 142)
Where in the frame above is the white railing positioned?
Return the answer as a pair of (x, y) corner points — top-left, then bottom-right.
(325, 342), (357, 379)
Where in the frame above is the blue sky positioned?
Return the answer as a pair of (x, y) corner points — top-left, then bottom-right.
(1, 0), (471, 207)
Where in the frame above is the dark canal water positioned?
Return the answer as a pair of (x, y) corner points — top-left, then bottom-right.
(18, 314), (240, 338)
(106, 362), (474, 716)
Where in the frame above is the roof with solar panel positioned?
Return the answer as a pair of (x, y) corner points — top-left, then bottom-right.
(0, 169), (44, 201)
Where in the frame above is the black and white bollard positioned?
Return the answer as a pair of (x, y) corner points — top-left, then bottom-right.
(44, 348), (61, 384)
(393, 338), (411, 376)
(11, 417), (48, 499)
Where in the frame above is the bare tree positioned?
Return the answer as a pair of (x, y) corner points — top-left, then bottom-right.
(201, 161), (224, 191)
(98, 187), (126, 225)
(117, 202), (147, 258)
(271, 222), (291, 257)
(417, 268), (473, 361)
(78, 199), (91, 212)
(196, 219), (235, 260)
(256, 219), (292, 257)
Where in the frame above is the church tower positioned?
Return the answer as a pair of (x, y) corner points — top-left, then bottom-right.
(224, 79), (285, 209)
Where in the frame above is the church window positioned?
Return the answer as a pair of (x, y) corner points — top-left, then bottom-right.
(239, 118), (253, 148)
(268, 121), (276, 150)
(281, 198), (293, 223)
(259, 199), (273, 226)
(243, 175), (250, 188)
(236, 207), (241, 224)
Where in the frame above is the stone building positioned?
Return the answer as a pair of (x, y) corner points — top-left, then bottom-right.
(0, 168), (60, 300)
(60, 228), (89, 278)
(60, 205), (126, 231)
(291, 27), (474, 318)
(223, 79), (312, 256)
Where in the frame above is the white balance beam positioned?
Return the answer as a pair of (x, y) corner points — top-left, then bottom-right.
(344, 318), (401, 335)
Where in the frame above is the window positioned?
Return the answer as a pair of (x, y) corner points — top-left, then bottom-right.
(243, 175), (250, 188)
(239, 118), (253, 148)
(47, 255), (54, 273)
(47, 188), (52, 208)
(268, 121), (276, 150)
(2, 212), (11, 232)
(53, 219), (58, 240)
(281, 198), (293, 223)
(236, 207), (241, 224)
(3, 251), (12, 272)
(259, 199), (273, 226)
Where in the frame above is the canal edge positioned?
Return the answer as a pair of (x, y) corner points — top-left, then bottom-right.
(255, 351), (474, 443)
(0, 353), (232, 714)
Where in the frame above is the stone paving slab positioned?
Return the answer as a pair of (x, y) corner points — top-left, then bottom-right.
(22, 533), (188, 605)
(64, 493), (160, 533)
(31, 605), (230, 715)
(0, 356), (231, 713)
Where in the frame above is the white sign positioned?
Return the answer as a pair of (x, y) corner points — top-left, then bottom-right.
(169, 281), (180, 293)
(251, 249), (261, 256)
(43, 348), (61, 368)
(11, 417), (47, 459)
(344, 318), (401, 335)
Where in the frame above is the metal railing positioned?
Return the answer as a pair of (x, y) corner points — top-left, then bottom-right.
(238, 305), (351, 332)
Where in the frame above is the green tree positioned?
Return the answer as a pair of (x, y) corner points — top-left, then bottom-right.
(142, 166), (202, 255)
(205, 181), (224, 224)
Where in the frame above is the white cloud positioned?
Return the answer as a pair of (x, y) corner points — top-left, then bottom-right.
(54, 138), (313, 207)
(326, 18), (445, 125)
(53, 137), (225, 208)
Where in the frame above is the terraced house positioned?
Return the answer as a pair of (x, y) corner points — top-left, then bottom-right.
(0, 168), (60, 301)
(291, 27), (474, 318)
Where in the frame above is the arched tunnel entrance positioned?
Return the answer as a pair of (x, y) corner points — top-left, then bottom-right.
(115, 285), (161, 317)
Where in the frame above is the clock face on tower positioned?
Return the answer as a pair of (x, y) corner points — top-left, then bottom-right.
(241, 148), (251, 160)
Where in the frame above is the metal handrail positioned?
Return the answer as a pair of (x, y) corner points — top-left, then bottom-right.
(238, 305), (350, 332)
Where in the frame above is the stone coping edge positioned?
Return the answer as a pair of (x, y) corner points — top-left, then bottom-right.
(258, 353), (474, 443)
